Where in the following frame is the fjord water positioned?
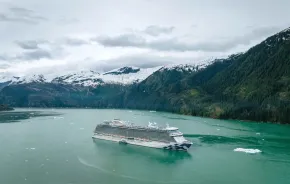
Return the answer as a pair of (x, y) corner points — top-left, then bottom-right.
(0, 109), (290, 184)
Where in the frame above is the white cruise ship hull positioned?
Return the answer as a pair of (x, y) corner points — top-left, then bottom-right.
(92, 134), (192, 151)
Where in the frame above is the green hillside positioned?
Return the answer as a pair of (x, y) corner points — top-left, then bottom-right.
(1, 27), (290, 123)
(122, 28), (290, 123)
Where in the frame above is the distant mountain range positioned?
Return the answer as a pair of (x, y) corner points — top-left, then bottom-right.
(1, 27), (290, 124)
(0, 65), (201, 87)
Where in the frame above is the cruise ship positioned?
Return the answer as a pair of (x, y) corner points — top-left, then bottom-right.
(92, 119), (192, 151)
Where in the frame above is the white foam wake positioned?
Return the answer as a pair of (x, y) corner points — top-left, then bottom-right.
(234, 148), (262, 154)
(77, 156), (191, 183)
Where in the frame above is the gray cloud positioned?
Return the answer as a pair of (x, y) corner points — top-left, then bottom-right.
(14, 37), (89, 52)
(63, 37), (88, 46)
(95, 26), (282, 52)
(95, 33), (145, 47)
(0, 5), (47, 25)
(0, 13), (36, 24)
(15, 49), (52, 60)
(106, 54), (174, 70)
(0, 54), (9, 61)
(57, 18), (79, 25)
(0, 63), (10, 69)
(243, 26), (281, 41)
(86, 54), (176, 72)
(0, 47), (63, 61)
(15, 40), (48, 50)
(91, 52), (210, 72)
(9, 7), (34, 15)
(143, 25), (175, 36)
(1, 0), (289, 76)
(94, 34), (220, 52)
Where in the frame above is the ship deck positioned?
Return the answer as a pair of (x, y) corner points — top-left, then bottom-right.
(92, 133), (170, 149)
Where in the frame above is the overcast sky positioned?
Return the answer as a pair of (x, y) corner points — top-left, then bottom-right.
(0, 0), (289, 75)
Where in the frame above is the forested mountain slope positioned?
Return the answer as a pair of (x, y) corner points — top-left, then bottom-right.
(1, 27), (290, 123)
(121, 28), (290, 123)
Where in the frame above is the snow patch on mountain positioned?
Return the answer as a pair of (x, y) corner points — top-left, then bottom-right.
(102, 66), (162, 84)
(280, 27), (290, 33)
(104, 66), (140, 75)
(0, 75), (18, 83)
(52, 71), (102, 87)
(263, 27), (290, 47)
(0, 74), (47, 85)
(0, 66), (164, 87)
(0, 64), (205, 87)
(159, 63), (207, 73)
(50, 66), (162, 86)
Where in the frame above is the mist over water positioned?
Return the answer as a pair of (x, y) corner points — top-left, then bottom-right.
(0, 108), (290, 184)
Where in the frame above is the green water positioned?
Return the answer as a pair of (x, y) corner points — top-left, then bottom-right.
(0, 109), (290, 184)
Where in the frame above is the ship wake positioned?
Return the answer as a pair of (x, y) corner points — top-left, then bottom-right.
(77, 156), (191, 184)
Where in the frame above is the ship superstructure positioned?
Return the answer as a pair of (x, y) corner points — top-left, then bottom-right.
(92, 119), (192, 151)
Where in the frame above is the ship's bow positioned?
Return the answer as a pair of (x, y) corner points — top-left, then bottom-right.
(163, 141), (192, 151)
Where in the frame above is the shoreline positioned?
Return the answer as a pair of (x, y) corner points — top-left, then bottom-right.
(10, 106), (289, 125)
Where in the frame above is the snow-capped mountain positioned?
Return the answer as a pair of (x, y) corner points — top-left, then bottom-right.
(0, 62), (214, 88)
(159, 64), (202, 72)
(0, 63), (209, 87)
(51, 71), (103, 87)
(50, 66), (162, 86)
(101, 66), (162, 84)
(0, 74), (47, 85)
(0, 66), (167, 87)
(263, 27), (290, 47)
(103, 66), (140, 75)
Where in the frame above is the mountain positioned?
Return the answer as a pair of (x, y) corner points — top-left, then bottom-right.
(120, 27), (290, 123)
(51, 71), (104, 87)
(119, 64), (200, 111)
(121, 55), (242, 113)
(0, 66), (162, 87)
(0, 27), (290, 123)
(0, 82), (127, 108)
(0, 74), (46, 85)
(0, 64), (194, 108)
(104, 66), (140, 75)
(202, 27), (290, 122)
